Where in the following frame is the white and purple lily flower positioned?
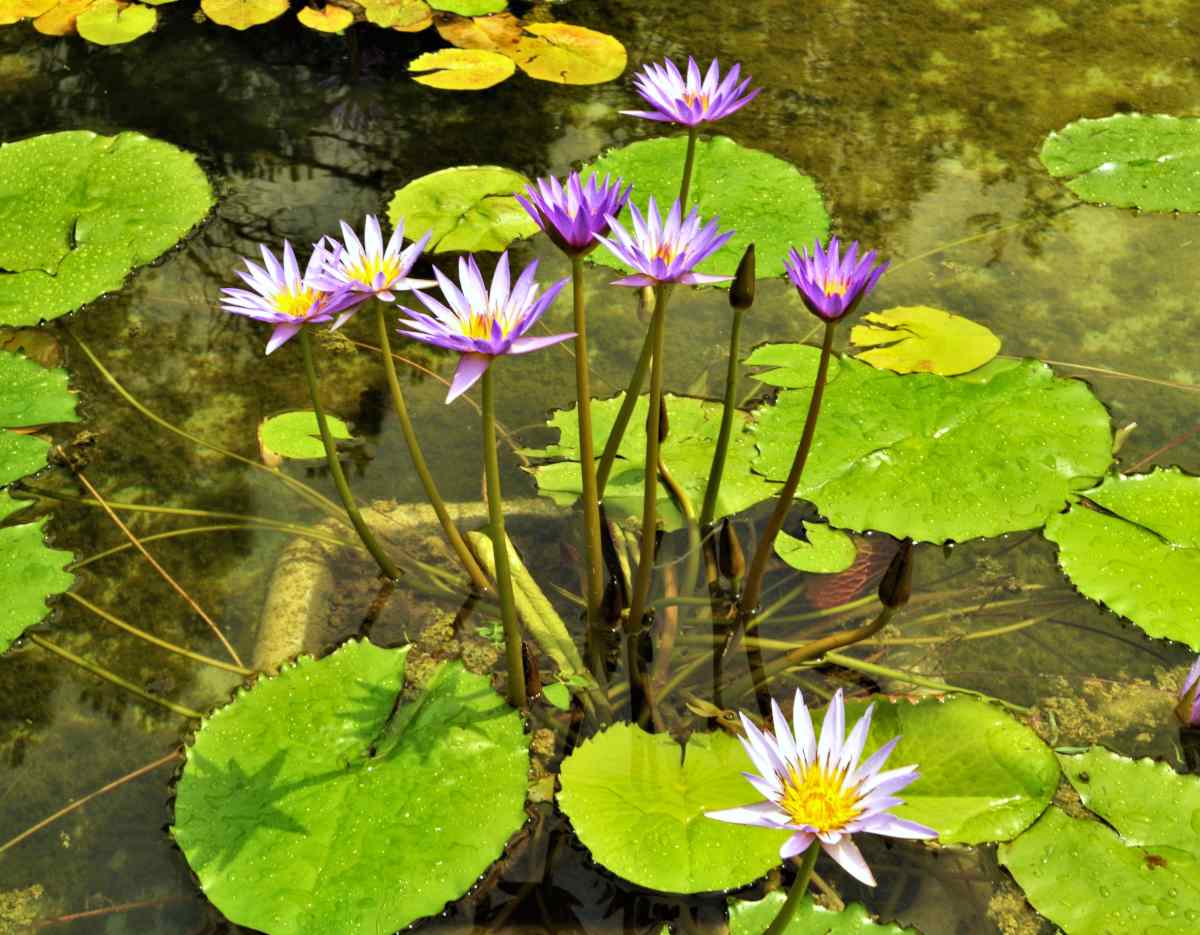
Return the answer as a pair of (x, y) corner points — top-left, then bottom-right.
(785, 237), (889, 323)
(593, 196), (734, 287)
(1178, 656), (1200, 726)
(219, 240), (363, 355)
(398, 252), (572, 403)
(706, 688), (937, 886)
(622, 56), (761, 126)
(515, 171), (632, 257)
(311, 215), (436, 305)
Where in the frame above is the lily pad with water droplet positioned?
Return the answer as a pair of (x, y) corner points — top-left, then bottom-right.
(0, 130), (214, 325)
(173, 645), (529, 935)
(1043, 468), (1200, 648)
(729, 891), (921, 935)
(1040, 113), (1200, 212)
(849, 306), (1000, 376)
(750, 348), (1112, 543)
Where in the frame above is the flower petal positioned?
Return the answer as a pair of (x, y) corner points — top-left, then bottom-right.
(446, 353), (491, 403)
(822, 836), (876, 886)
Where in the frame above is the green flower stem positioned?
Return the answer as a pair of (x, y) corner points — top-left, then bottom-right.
(298, 329), (401, 581)
(596, 289), (656, 495)
(481, 366), (527, 709)
(625, 285), (671, 633)
(699, 303), (747, 529)
(763, 844), (821, 935)
(29, 633), (203, 720)
(374, 303), (490, 594)
(738, 321), (837, 617)
(679, 125), (699, 206)
(571, 255), (606, 631)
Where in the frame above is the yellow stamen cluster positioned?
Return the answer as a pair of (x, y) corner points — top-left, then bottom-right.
(683, 91), (711, 113)
(777, 763), (862, 833)
(346, 255), (399, 286)
(654, 243), (676, 264)
(820, 275), (850, 298)
(464, 311), (517, 341)
(274, 287), (320, 318)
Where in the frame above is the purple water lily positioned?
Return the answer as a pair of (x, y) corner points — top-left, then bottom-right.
(220, 240), (362, 354)
(594, 196), (734, 287)
(399, 252), (572, 403)
(623, 56), (760, 126)
(706, 689), (936, 886)
(310, 215), (435, 303)
(515, 172), (632, 256)
(785, 237), (889, 322)
(1179, 657), (1200, 726)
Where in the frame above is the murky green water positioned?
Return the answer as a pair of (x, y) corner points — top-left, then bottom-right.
(2, 2), (1199, 931)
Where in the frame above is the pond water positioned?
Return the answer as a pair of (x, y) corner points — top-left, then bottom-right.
(2, 1), (1199, 932)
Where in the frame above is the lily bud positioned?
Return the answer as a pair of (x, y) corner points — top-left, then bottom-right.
(718, 517), (746, 581)
(878, 538), (913, 609)
(1178, 657), (1200, 727)
(729, 243), (756, 311)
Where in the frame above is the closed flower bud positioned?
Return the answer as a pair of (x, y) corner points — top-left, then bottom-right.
(729, 243), (756, 311)
(878, 538), (913, 608)
(718, 517), (746, 581)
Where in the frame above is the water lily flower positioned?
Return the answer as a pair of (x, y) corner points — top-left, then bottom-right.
(220, 240), (362, 354)
(1178, 657), (1200, 726)
(706, 688), (936, 886)
(623, 56), (760, 126)
(399, 252), (572, 402)
(785, 237), (889, 323)
(515, 172), (632, 257)
(311, 215), (436, 303)
(594, 196), (734, 287)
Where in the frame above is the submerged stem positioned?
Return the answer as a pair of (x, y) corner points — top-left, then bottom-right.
(596, 289), (656, 495)
(571, 255), (606, 632)
(699, 303), (746, 529)
(481, 366), (527, 709)
(374, 303), (490, 593)
(763, 845), (821, 935)
(298, 329), (401, 581)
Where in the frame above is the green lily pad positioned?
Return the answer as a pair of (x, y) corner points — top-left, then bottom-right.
(427, 0), (502, 15)
(1060, 747), (1200, 859)
(1044, 468), (1200, 647)
(775, 523), (856, 574)
(729, 891), (921, 935)
(0, 348), (78, 430)
(750, 348), (1112, 543)
(849, 306), (1000, 376)
(0, 519), (74, 653)
(173, 645), (529, 935)
(523, 393), (776, 531)
(408, 48), (515, 90)
(582, 136), (828, 279)
(387, 165), (538, 254)
(998, 807), (1200, 935)
(74, 0), (155, 44)
(258, 410), (351, 462)
(0, 130), (213, 326)
(508, 23), (626, 86)
(844, 696), (1057, 844)
(556, 723), (790, 893)
(1040, 113), (1200, 213)
(744, 341), (842, 389)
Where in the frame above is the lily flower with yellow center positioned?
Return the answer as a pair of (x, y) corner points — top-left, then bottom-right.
(219, 240), (362, 354)
(312, 215), (436, 305)
(706, 689), (936, 885)
(785, 237), (889, 323)
(623, 56), (760, 127)
(594, 196), (734, 287)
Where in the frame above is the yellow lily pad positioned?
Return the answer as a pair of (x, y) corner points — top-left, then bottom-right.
(75, 0), (155, 44)
(297, 2), (352, 31)
(508, 23), (626, 85)
(361, 0), (429, 30)
(409, 48), (515, 90)
(0, 0), (57, 22)
(33, 0), (94, 35)
(434, 11), (521, 51)
(849, 305), (1001, 376)
(201, 0), (287, 29)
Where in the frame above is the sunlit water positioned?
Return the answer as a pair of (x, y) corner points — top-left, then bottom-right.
(2, 2), (1199, 931)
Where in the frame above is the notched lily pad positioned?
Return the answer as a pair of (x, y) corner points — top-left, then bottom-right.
(409, 48), (515, 90)
(74, 0), (154, 43)
(849, 306), (1000, 376)
(0, 130), (214, 325)
(173, 645), (530, 935)
(730, 891), (921, 935)
(508, 23), (626, 85)
(200, 0), (288, 29)
(387, 165), (538, 253)
(434, 11), (521, 50)
(296, 3), (352, 31)
(775, 522), (856, 574)
(258, 410), (351, 464)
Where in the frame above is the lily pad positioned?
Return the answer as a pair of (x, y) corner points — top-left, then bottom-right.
(361, 0), (430, 30)
(173, 646), (529, 935)
(1043, 468), (1200, 647)
(750, 348), (1112, 543)
(33, 0), (93, 35)
(1059, 747), (1200, 859)
(557, 723), (790, 893)
(1040, 113), (1200, 213)
(0, 520), (75, 653)
(0, 0), (56, 20)
(849, 306), (1000, 376)
(434, 11), (521, 51)
(427, 0), (501, 15)
(258, 411), (351, 463)
(998, 807), (1200, 935)
(200, 0), (288, 29)
(523, 393), (776, 531)
(409, 48), (515, 90)
(775, 522), (856, 574)
(74, 0), (154, 43)
(0, 130), (214, 325)
(583, 136), (829, 279)
(387, 165), (538, 254)
(744, 341), (841, 389)
(508, 23), (626, 86)
(729, 891), (921, 935)
(296, 3), (352, 31)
